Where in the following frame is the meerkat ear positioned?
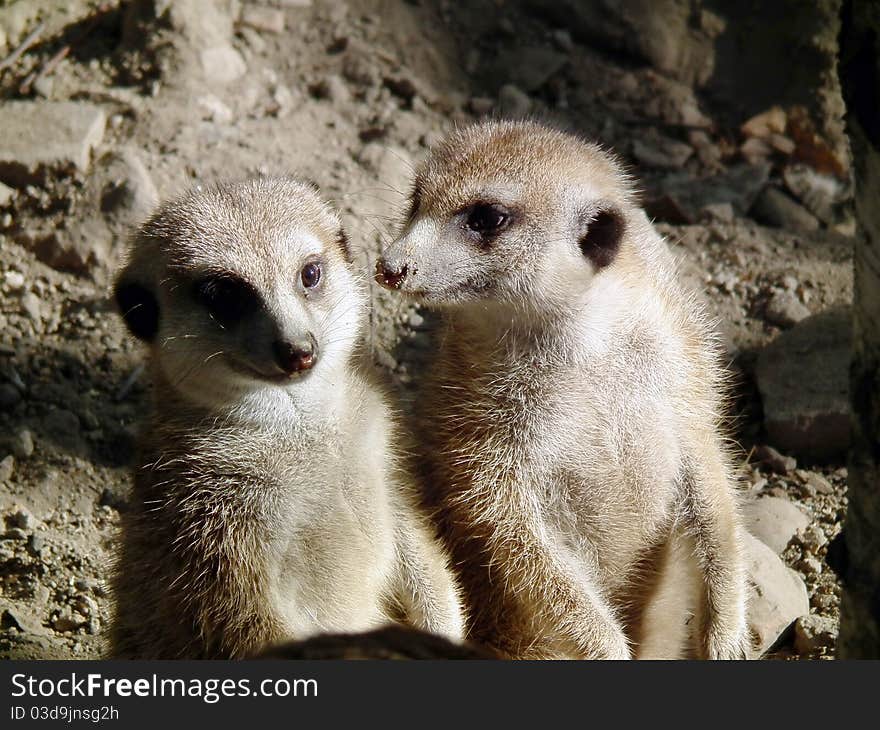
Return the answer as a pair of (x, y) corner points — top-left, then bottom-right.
(335, 227), (353, 264)
(114, 276), (160, 342)
(577, 205), (625, 270)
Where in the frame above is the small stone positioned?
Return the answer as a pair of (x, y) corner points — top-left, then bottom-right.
(468, 97), (494, 116)
(239, 5), (285, 34)
(198, 94), (233, 123)
(27, 533), (44, 556)
(793, 615), (838, 655)
(52, 611), (86, 633)
(551, 29), (574, 52)
(497, 84), (532, 118)
(6, 506), (34, 531)
(0, 455), (14, 482)
(98, 147), (159, 224)
(22, 218), (114, 275)
(782, 164), (844, 224)
(633, 135), (693, 169)
(0, 181), (13, 206)
(740, 136), (772, 165)
(798, 525), (828, 552)
(750, 186), (820, 233)
(200, 46), (247, 85)
(768, 134), (796, 155)
(798, 556), (823, 575)
(764, 290), (811, 328)
(310, 74), (349, 103)
(753, 444), (797, 475)
(803, 471), (834, 495)
(2, 527), (27, 540)
(19, 292), (42, 322)
(700, 202), (735, 223)
(741, 106), (787, 138)
(407, 310), (425, 329)
(270, 85), (295, 117)
(780, 275), (799, 291)
(743, 496), (810, 555)
(3, 270), (25, 291)
(11, 429), (34, 459)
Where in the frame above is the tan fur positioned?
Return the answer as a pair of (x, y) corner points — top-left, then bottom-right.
(110, 177), (463, 658)
(376, 121), (749, 659)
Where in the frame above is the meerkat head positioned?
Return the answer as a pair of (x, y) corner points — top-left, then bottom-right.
(114, 177), (364, 412)
(375, 121), (637, 312)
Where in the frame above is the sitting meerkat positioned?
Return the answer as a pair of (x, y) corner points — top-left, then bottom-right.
(111, 177), (463, 659)
(375, 121), (749, 660)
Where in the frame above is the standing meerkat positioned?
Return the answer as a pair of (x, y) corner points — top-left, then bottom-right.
(111, 177), (463, 658)
(375, 121), (749, 660)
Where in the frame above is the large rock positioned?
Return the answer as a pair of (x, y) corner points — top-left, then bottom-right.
(750, 186), (821, 233)
(0, 102), (106, 185)
(755, 307), (851, 461)
(744, 533), (810, 656)
(520, 0), (722, 87)
(743, 496), (810, 554)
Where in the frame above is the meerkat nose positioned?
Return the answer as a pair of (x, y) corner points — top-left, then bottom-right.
(375, 259), (408, 289)
(273, 336), (316, 375)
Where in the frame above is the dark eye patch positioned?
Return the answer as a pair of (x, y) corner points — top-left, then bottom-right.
(461, 202), (512, 240)
(194, 273), (261, 326)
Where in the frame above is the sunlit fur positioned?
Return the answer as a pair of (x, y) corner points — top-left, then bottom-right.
(379, 121), (749, 659)
(110, 177), (463, 659)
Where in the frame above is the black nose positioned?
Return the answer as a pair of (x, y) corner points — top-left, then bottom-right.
(375, 260), (408, 289)
(273, 336), (316, 375)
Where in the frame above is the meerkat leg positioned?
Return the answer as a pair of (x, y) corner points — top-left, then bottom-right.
(390, 513), (466, 642)
(486, 494), (630, 659)
(682, 450), (750, 660)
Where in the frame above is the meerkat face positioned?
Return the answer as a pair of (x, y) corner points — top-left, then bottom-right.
(375, 121), (635, 311)
(114, 178), (364, 410)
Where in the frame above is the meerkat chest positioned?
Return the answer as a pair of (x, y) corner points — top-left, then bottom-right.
(429, 355), (680, 554)
(269, 422), (398, 635)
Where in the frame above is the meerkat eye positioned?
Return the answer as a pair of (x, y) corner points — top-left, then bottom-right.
(194, 274), (260, 325)
(301, 262), (322, 288)
(464, 203), (509, 235)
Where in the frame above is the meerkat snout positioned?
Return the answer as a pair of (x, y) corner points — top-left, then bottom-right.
(272, 334), (317, 376)
(375, 260), (408, 289)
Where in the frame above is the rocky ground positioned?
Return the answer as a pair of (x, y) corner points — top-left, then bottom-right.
(0, 0), (855, 659)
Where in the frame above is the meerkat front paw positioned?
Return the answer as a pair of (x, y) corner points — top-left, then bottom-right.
(704, 617), (752, 660)
(569, 622), (632, 660)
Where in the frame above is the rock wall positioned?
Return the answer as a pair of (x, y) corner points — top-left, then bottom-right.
(837, 0), (880, 658)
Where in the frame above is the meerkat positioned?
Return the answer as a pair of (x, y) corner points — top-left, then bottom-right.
(110, 177), (463, 659)
(375, 121), (749, 660)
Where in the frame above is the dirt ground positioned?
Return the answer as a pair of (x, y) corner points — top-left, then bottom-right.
(0, 0), (855, 659)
